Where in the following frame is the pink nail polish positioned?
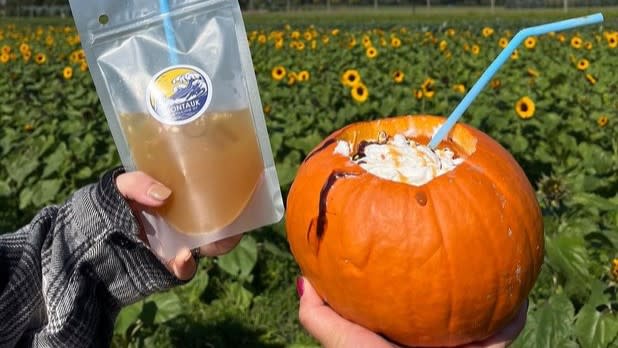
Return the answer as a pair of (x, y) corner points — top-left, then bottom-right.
(296, 276), (304, 297)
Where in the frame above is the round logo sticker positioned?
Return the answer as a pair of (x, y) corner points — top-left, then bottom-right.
(146, 65), (213, 125)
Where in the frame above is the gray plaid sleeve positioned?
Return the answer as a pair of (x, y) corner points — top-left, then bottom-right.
(0, 168), (185, 347)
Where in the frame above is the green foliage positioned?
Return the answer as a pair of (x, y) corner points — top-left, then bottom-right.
(1, 15), (617, 348)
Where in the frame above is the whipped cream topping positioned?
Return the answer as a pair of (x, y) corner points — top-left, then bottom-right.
(334, 134), (463, 186)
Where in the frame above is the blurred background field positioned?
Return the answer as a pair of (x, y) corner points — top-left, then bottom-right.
(1, 2), (618, 347)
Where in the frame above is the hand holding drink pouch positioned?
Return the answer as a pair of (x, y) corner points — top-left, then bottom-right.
(69, 0), (284, 261)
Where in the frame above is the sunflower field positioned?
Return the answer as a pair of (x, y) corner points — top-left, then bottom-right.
(1, 11), (618, 347)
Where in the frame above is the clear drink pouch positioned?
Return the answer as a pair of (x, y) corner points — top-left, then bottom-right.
(69, 0), (284, 261)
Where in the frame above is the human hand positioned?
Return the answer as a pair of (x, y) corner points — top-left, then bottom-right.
(297, 276), (527, 348)
(115, 171), (243, 280)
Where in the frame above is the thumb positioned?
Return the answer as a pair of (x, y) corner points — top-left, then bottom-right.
(298, 277), (394, 348)
(116, 171), (171, 207)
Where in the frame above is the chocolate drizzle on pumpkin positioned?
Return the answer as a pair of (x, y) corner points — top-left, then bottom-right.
(307, 170), (360, 254)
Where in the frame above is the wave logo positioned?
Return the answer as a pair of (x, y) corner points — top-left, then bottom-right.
(146, 65), (213, 125)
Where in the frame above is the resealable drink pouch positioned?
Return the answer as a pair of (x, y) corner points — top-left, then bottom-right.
(69, 0), (284, 260)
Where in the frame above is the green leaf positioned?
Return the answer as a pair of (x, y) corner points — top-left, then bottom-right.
(535, 293), (575, 348)
(148, 291), (183, 324)
(0, 181), (10, 197)
(217, 235), (258, 280)
(31, 179), (63, 206)
(19, 187), (33, 210)
(224, 282), (254, 311)
(114, 301), (143, 335)
(42, 143), (68, 178)
(184, 269), (209, 303)
(545, 234), (592, 290)
(570, 193), (618, 213)
(575, 305), (618, 348)
(7, 157), (39, 187)
(588, 280), (610, 309)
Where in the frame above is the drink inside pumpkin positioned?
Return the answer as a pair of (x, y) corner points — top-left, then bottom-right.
(333, 131), (467, 186)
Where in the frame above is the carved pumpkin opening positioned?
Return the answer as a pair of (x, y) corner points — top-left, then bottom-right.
(337, 116), (477, 157)
(333, 116), (478, 185)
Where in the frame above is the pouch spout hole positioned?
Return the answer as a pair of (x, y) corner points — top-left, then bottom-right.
(98, 14), (109, 25)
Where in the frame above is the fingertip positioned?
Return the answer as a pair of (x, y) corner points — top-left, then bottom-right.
(116, 171), (171, 207)
(171, 248), (197, 280)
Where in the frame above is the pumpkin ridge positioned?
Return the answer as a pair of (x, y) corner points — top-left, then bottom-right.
(451, 174), (503, 335)
(462, 148), (538, 285)
(425, 188), (455, 342)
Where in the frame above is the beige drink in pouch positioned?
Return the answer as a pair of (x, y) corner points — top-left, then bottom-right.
(69, 0), (284, 260)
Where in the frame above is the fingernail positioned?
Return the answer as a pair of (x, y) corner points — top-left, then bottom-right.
(296, 276), (304, 298)
(147, 183), (171, 201)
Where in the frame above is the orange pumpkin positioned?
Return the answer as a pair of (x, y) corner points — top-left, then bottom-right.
(286, 115), (544, 347)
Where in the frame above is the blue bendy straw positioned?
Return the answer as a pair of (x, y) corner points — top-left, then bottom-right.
(427, 13), (604, 149)
(159, 0), (179, 65)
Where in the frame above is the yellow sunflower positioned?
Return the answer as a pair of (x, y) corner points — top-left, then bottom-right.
(257, 34), (267, 44)
(34, 53), (46, 65)
(63, 66), (73, 80)
(584, 42), (593, 50)
(80, 61), (89, 72)
(452, 84), (466, 93)
(557, 34), (566, 43)
(471, 44), (480, 55)
(421, 78), (435, 99)
(597, 115), (609, 128)
(287, 72), (297, 86)
(515, 96), (535, 119)
(393, 70), (404, 84)
(271, 65), (286, 81)
(585, 73), (597, 85)
(511, 49), (519, 60)
(527, 68), (540, 78)
(348, 36), (357, 48)
(413, 89), (423, 100)
(0, 53), (9, 64)
(439, 40), (448, 52)
(19, 43), (30, 54)
(524, 36), (537, 49)
(331, 29), (340, 36)
(295, 41), (305, 51)
(362, 35), (372, 48)
(297, 70), (310, 82)
(571, 36), (582, 49)
(1, 45), (10, 54)
(366, 47), (378, 59)
(341, 69), (361, 88)
(576, 59), (589, 71)
(482, 27), (494, 38)
(498, 37), (509, 48)
(351, 83), (369, 103)
(391, 37), (401, 48)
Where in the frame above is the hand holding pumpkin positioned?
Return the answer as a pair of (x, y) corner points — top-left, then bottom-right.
(297, 276), (528, 348)
(286, 116), (544, 347)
